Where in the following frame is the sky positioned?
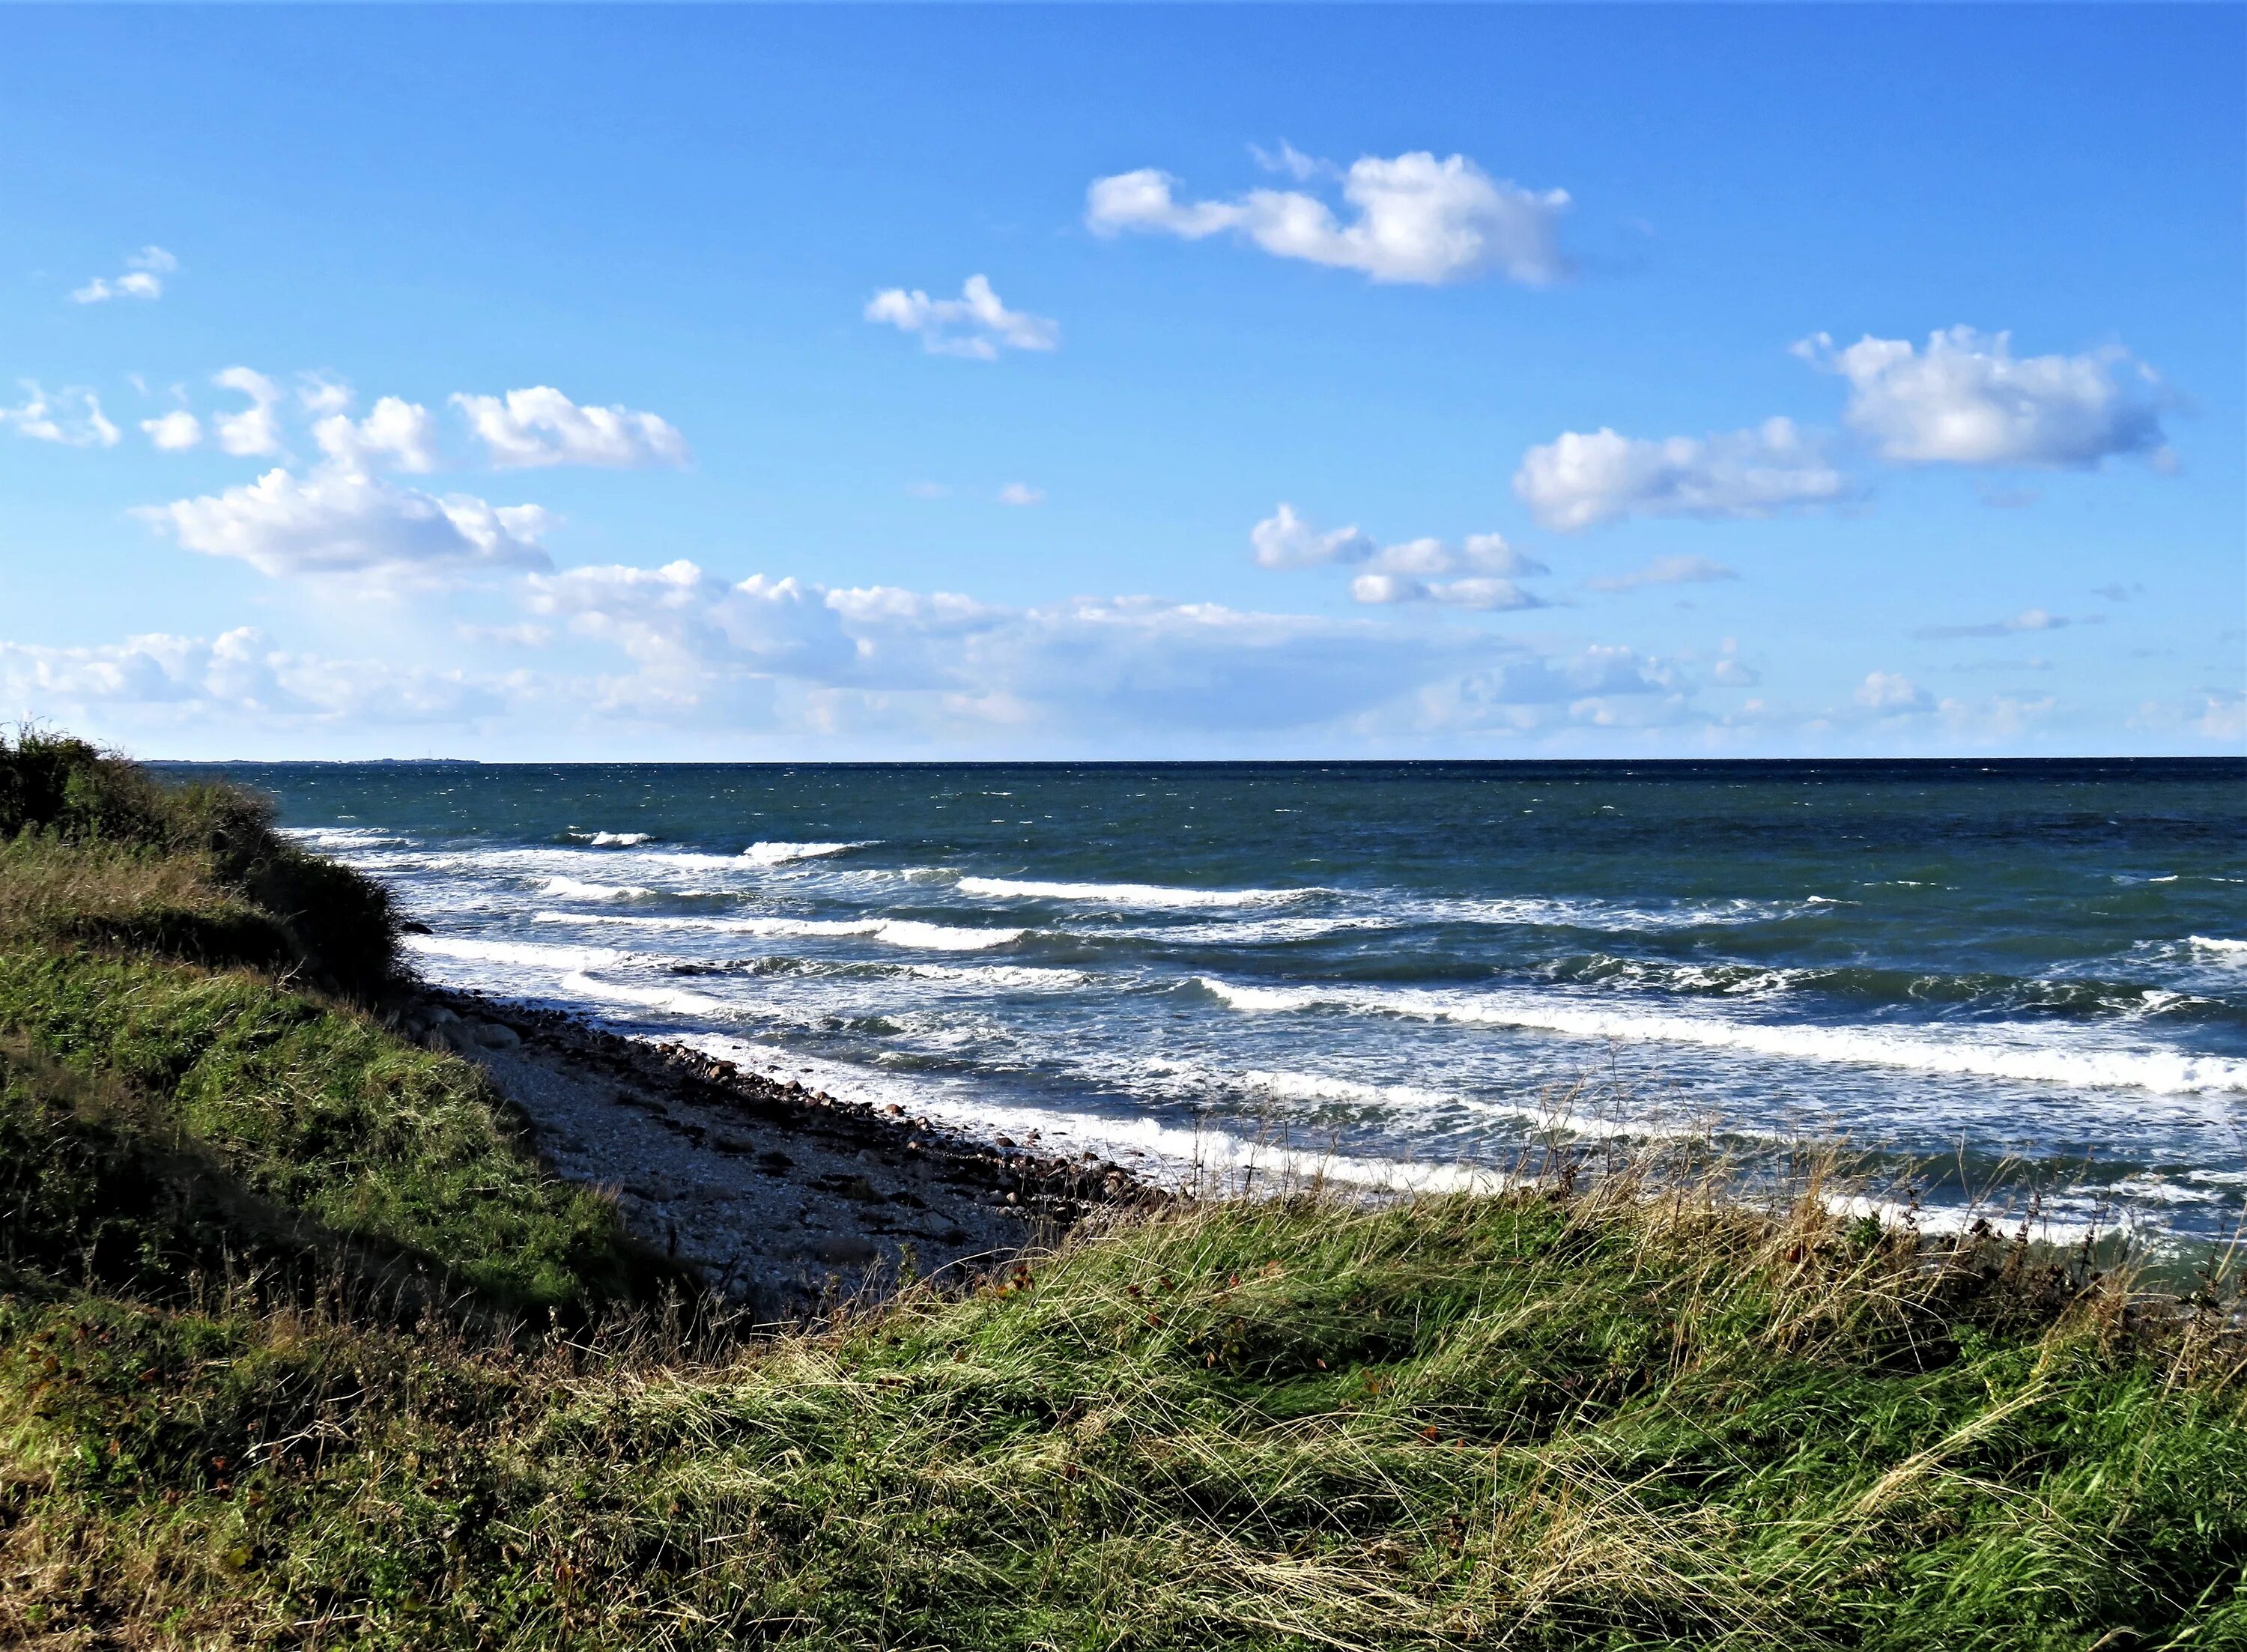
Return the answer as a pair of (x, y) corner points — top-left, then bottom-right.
(1, 5), (2240, 761)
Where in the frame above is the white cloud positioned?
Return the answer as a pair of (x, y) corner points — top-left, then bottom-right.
(1250, 503), (1375, 569)
(314, 397), (440, 474)
(1514, 418), (1847, 530)
(139, 465), (554, 583)
(1913, 607), (2091, 641)
(1796, 327), (2166, 468)
(864, 275), (1059, 360)
(297, 374), (354, 416)
(1249, 140), (1331, 183)
(1423, 646), (1683, 735)
(141, 410), (203, 452)
(519, 557), (1554, 734)
(1586, 554), (1740, 592)
(1369, 532), (1544, 579)
(68, 246), (178, 304)
(0, 628), (506, 728)
(2195, 690), (2246, 743)
(452, 386), (689, 469)
(1855, 670), (1933, 712)
(1086, 151), (1569, 286)
(0, 382), (120, 448)
(1251, 507), (1544, 584)
(1710, 637), (1759, 687)
(212, 366), (285, 458)
(998, 482), (1046, 506)
(528, 561), (858, 687)
(1349, 572), (1544, 611)
(5, 553), (1770, 751)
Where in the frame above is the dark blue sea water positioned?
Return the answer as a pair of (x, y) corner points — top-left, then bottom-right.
(185, 759), (2247, 1246)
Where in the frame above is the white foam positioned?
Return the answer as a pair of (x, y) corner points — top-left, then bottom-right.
(404, 935), (626, 971)
(1425, 895), (1819, 932)
(875, 919), (1025, 952)
(1118, 915), (1387, 945)
(659, 1031), (1508, 1195)
(742, 840), (867, 866)
(1195, 976), (2247, 1096)
(958, 875), (1308, 909)
(538, 910), (1021, 951)
(903, 962), (1093, 990)
(557, 971), (744, 1018)
(539, 875), (655, 902)
(2189, 937), (2247, 957)
(577, 830), (654, 847)
(283, 826), (404, 849)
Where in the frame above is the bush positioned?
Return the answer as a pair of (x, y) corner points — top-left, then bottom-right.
(0, 727), (397, 995)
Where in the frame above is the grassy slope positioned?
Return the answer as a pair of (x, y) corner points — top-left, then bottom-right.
(1, 734), (2243, 1650)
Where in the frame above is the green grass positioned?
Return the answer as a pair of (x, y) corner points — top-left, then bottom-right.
(4, 1182), (2244, 1649)
(1, 732), (2243, 1649)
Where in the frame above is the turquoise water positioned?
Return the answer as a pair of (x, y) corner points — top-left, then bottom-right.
(189, 759), (2247, 1245)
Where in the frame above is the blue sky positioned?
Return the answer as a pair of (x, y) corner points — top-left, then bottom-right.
(2, 5), (2239, 759)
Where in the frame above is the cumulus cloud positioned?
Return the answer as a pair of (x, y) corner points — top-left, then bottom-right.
(528, 561), (859, 691)
(139, 465), (553, 583)
(1250, 505), (1544, 583)
(6, 549), (1747, 750)
(1796, 327), (2166, 468)
(141, 410), (203, 452)
(1348, 573), (1544, 611)
(0, 382), (120, 448)
(452, 386), (689, 470)
(1514, 418), (1846, 530)
(0, 628), (505, 728)
(212, 367), (285, 458)
(519, 556), (1595, 734)
(1086, 151), (1569, 286)
(864, 275), (1059, 359)
(1250, 504), (1376, 570)
(314, 397), (440, 474)
(998, 482), (1046, 506)
(296, 374), (354, 416)
(1419, 646), (1686, 735)
(1585, 554), (1739, 592)
(1855, 670), (1933, 712)
(68, 246), (177, 304)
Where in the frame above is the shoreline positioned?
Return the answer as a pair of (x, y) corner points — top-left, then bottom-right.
(392, 980), (1159, 1316)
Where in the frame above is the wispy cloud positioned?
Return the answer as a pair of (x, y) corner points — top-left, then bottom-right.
(864, 275), (1058, 359)
(1586, 554), (1738, 592)
(212, 367), (285, 458)
(0, 381), (120, 448)
(1911, 607), (2098, 640)
(69, 245), (178, 304)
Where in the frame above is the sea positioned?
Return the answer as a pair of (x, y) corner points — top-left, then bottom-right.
(180, 759), (2247, 1249)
